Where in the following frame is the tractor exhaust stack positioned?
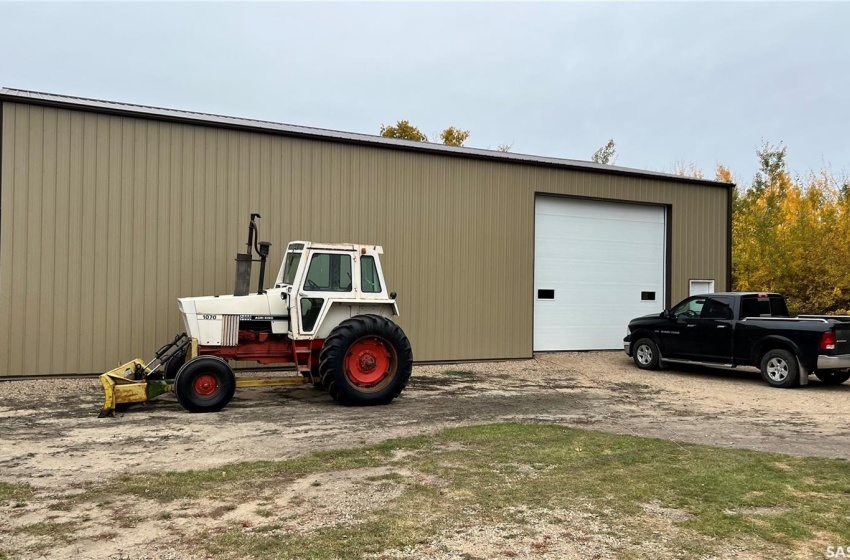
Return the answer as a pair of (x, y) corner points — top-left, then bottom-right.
(234, 213), (271, 296)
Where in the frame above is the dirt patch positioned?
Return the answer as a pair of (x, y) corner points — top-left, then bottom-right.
(2, 352), (850, 493)
(1, 352), (849, 558)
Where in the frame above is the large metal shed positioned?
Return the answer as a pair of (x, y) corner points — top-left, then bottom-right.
(0, 88), (732, 377)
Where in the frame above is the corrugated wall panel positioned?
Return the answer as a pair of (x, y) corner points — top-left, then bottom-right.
(0, 102), (729, 376)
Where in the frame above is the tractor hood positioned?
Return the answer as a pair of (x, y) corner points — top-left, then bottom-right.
(178, 294), (274, 343)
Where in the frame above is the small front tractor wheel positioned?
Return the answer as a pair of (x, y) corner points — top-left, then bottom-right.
(319, 314), (413, 406)
(174, 356), (236, 413)
(760, 349), (800, 388)
(815, 369), (850, 385)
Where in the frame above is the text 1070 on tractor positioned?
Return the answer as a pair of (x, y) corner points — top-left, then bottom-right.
(99, 214), (413, 417)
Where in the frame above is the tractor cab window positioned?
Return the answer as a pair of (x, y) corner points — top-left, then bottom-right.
(360, 256), (382, 293)
(281, 252), (301, 285)
(304, 253), (352, 292)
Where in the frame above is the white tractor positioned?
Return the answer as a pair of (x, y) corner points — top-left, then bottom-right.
(99, 214), (413, 416)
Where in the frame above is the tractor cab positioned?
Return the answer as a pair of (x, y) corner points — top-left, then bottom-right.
(271, 241), (396, 338)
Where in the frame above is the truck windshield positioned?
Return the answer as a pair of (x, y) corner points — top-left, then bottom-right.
(281, 252), (301, 285)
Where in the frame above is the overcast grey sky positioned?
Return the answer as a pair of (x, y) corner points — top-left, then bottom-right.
(1, 2), (847, 183)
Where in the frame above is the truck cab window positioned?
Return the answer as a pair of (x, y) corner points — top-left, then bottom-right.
(700, 297), (733, 319)
(673, 297), (705, 319)
(740, 295), (789, 318)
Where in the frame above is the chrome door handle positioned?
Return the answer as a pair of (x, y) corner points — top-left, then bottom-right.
(687, 324), (696, 328)
(717, 325), (728, 329)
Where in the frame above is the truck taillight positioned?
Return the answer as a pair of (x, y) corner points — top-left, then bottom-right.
(820, 331), (837, 351)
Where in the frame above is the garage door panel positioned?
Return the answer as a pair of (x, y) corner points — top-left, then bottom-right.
(535, 262), (662, 285)
(534, 196), (665, 351)
(537, 197), (664, 223)
(535, 240), (663, 263)
(536, 219), (662, 244)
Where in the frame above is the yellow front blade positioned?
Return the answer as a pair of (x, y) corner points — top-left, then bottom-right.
(98, 359), (149, 418)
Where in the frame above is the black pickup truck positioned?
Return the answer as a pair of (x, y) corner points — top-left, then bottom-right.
(624, 292), (850, 388)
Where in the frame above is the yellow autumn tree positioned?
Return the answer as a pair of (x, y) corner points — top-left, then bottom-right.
(731, 142), (850, 314)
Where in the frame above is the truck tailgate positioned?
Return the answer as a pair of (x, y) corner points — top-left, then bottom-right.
(834, 323), (850, 354)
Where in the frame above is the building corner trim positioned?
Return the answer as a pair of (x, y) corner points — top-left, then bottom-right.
(726, 184), (734, 291)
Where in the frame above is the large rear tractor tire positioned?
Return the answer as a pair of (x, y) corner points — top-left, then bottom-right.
(174, 356), (236, 413)
(815, 369), (850, 385)
(319, 314), (413, 406)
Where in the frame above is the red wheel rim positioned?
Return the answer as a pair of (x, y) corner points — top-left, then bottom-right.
(193, 373), (219, 396)
(345, 338), (394, 387)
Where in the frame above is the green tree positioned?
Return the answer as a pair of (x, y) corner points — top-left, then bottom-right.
(440, 126), (471, 147)
(592, 139), (617, 164)
(380, 120), (428, 142)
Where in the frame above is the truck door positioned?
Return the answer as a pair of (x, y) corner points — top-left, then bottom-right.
(691, 296), (735, 361)
(661, 296), (705, 359)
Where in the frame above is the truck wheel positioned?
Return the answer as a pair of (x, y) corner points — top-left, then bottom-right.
(759, 349), (799, 388)
(632, 338), (660, 370)
(174, 356), (236, 413)
(319, 314), (413, 406)
(814, 370), (850, 385)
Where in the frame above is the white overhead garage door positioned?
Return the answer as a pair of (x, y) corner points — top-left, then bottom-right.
(534, 196), (666, 351)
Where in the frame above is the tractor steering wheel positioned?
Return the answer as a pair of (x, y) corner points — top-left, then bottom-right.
(305, 279), (320, 291)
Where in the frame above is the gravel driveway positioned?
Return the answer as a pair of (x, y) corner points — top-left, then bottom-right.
(1, 351), (848, 492)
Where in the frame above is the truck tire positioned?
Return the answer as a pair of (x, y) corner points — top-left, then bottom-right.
(319, 314), (413, 406)
(815, 370), (850, 385)
(632, 338), (660, 370)
(759, 349), (799, 388)
(174, 356), (236, 413)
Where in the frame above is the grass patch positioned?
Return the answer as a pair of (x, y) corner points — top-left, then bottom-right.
(71, 439), (429, 503)
(201, 424), (850, 558)
(0, 481), (32, 505)
(13, 424), (850, 558)
(441, 369), (475, 379)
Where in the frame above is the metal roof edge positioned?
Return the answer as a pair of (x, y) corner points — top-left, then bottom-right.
(0, 87), (732, 189)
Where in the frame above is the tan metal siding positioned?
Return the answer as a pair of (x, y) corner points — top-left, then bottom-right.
(0, 102), (728, 376)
